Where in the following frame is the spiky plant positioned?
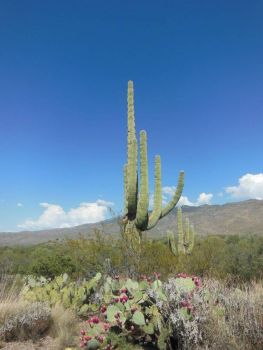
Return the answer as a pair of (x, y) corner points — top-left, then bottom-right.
(122, 81), (184, 251)
(167, 207), (195, 256)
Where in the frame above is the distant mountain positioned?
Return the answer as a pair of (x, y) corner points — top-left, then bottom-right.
(0, 199), (263, 246)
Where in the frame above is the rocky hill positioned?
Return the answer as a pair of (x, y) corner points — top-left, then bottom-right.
(0, 199), (263, 246)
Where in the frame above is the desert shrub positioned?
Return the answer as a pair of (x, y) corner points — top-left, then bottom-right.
(0, 301), (51, 341)
(162, 277), (263, 350)
(138, 240), (178, 278)
(160, 274), (203, 350)
(196, 279), (263, 350)
(63, 234), (125, 279)
(0, 246), (33, 276)
(221, 237), (263, 281)
(28, 245), (77, 278)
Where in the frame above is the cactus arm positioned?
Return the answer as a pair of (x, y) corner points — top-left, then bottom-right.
(177, 207), (185, 254)
(167, 230), (177, 256)
(185, 218), (190, 247)
(135, 130), (149, 230)
(123, 164), (128, 216)
(187, 225), (195, 254)
(127, 81), (136, 140)
(147, 155), (162, 229)
(161, 171), (184, 218)
(127, 81), (138, 219)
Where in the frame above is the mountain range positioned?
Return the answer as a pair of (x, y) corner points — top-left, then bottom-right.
(0, 199), (263, 246)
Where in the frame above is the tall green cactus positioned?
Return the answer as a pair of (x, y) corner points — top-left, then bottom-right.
(122, 81), (184, 250)
(167, 207), (195, 256)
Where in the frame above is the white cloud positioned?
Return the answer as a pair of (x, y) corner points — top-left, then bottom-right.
(162, 186), (213, 207)
(178, 196), (195, 206)
(17, 202), (23, 207)
(196, 192), (213, 205)
(225, 173), (263, 200)
(18, 200), (114, 230)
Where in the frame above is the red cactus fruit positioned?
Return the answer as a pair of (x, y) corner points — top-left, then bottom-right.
(103, 323), (110, 331)
(101, 304), (107, 313)
(90, 316), (99, 324)
(84, 335), (92, 341)
(97, 335), (105, 343)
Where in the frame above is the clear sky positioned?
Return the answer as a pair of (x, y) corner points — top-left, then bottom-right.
(0, 1), (263, 231)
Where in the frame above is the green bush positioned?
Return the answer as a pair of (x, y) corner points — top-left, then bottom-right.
(1, 233), (263, 282)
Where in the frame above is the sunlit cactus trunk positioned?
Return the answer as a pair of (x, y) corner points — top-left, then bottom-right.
(167, 207), (195, 256)
(122, 80), (185, 252)
(177, 207), (185, 254)
(184, 217), (195, 254)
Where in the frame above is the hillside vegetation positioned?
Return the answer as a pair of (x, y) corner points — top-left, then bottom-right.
(1, 233), (262, 282)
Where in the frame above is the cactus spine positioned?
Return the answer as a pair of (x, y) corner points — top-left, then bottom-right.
(168, 207), (195, 256)
(123, 81), (184, 250)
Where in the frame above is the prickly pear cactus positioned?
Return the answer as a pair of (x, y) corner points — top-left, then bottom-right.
(77, 272), (203, 349)
(79, 274), (169, 349)
(22, 273), (102, 314)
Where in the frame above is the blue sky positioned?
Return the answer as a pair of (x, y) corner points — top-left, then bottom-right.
(0, 1), (263, 231)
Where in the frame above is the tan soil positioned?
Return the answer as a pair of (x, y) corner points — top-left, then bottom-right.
(0, 336), (57, 350)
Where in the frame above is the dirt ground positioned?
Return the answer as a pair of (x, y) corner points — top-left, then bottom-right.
(0, 336), (58, 350)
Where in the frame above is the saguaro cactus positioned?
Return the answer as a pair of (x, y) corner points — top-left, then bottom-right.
(122, 81), (184, 250)
(167, 207), (195, 256)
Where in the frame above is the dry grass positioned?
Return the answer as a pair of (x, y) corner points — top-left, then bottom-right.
(49, 304), (78, 350)
(0, 275), (25, 328)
